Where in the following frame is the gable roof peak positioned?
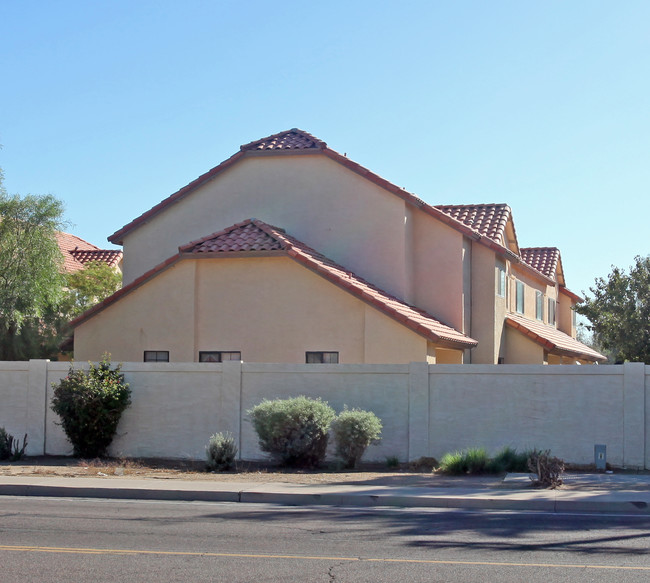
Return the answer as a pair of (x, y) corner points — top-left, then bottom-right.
(520, 247), (561, 279)
(240, 128), (327, 152)
(435, 203), (513, 244)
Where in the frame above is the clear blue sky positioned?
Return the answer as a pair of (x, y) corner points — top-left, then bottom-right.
(1, 1), (648, 298)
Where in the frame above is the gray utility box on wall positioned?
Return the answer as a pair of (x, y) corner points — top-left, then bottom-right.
(595, 444), (607, 470)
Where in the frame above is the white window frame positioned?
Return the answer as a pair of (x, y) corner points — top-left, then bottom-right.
(496, 261), (506, 298)
(515, 280), (525, 314)
(535, 291), (544, 321)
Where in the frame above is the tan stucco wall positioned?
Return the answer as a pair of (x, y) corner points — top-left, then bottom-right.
(410, 210), (464, 330)
(469, 242), (501, 364)
(74, 260), (198, 362)
(75, 256), (437, 364)
(504, 326), (545, 364)
(120, 155), (412, 304)
(510, 265), (557, 324)
(558, 289), (575, 336)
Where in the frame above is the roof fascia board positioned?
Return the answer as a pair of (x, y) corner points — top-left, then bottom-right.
(108, 150), (247, 245)
(505, 317), (605, 361)
(559, 285), (583, 303)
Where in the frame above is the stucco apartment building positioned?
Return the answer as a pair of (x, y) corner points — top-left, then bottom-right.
(72, 129), (604, 365)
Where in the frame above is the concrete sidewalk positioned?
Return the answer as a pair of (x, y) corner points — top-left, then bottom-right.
(2, 473), (650, 514)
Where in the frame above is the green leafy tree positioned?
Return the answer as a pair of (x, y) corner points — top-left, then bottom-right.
(0, 169), (66, 360)
(575, 256), (650, 363)
(63, 261), (122, 316)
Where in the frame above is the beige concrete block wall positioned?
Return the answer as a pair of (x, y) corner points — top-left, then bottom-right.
(2, 361), (648, 468)
(428, 365), (627, 466)
(239, 363), (411, 462)
(0, 362), (32, 453)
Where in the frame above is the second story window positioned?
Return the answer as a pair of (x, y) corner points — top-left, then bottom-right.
(496, 262), (506, 298)
(535, 291), (544, 321)
(515, 280), (525, 314)
(548, 298), (557, 326)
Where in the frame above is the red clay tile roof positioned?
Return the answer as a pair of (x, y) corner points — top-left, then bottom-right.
(505, 313), (606, 362)
(435, 204), (511, 245)
(108, 129), (561, 286)
(520, 247), (560, 278)
(82, 219), (477, 349)
(56, 232), (122, 273)
(70, 249), (123, 268)
(183, 220), (285, 253)
(108, 129), (517, 261)
(181, 219), (477, 348)
(240, 128), (326, 151)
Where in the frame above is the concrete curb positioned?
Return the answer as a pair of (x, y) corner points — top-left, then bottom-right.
(2, 477), (650, 514)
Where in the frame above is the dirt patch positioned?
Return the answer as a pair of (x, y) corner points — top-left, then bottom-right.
(0, 456), (502, 488)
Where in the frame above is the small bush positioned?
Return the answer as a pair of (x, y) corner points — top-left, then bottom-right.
(486, 446), (530, 473)
(0, 428), (11, 460)
(528, 449), (565, 488)
(247, 396), (336, 468)
(439, 447), (488, 475)
(0, 428), (28, 462)
(332, 407), (382, 469)
(206, 432), (238, 471)
(386, 455), (400, 468)
(50, 355), (131, 458)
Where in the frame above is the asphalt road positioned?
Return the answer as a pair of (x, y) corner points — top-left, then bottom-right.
(2, 497), (650, 582)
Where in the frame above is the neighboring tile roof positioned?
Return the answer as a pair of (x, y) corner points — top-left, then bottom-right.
(82, 219), (477, 349)
(505, 313), (606, 362)
(56, 231), (122, 273)
(181, 219), (477, 348)
(240, 128), (326, 151)
(520, 247), (560, 279)
(435, 204), (511, 245)
(70, 249), (123, 268)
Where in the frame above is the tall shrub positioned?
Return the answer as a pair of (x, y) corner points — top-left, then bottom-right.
(332, 407), (382, 469)
(247, 396), (336, 468)
(50, 356), (131, 458)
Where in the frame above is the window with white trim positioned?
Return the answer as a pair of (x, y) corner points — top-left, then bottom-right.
(496, 261), (506, 298)
(535, 291), (544, 321)
(306, 351), (339, 364)
(515, 280), (525, 314)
